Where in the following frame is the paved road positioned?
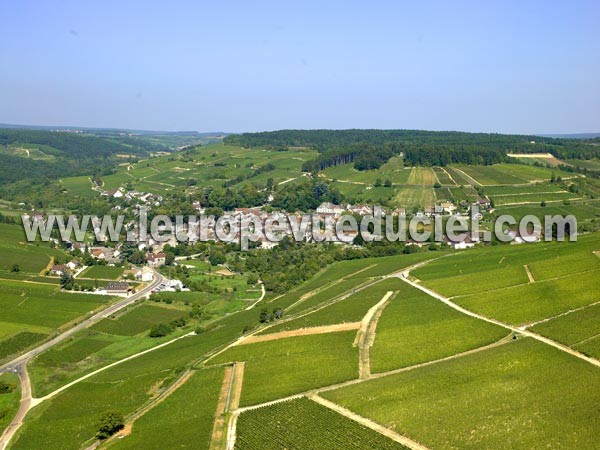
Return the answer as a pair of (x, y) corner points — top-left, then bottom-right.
(0, 271), (164, 373)
(0, 270), (164, 450)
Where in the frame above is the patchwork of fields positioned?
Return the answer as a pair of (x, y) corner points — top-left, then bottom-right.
(1, 212), (599, 449)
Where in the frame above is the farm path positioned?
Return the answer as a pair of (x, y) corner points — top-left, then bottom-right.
(285, 263), (377, 311)
(244, 281), (266, 310)
(524, 264), (535, 283)
(438, 166), (457, 185)
(520, 298), (600, 330)
(209, 365), (234, 450)
(358, 291), (394, 379)
(240, 322), (361, 345)
(223, 362), (245, 450)
(0, 270), (165, 450)
(397, 264), (600, 369)
(37, 331), (196, 405)
(85, 369), (196, 450)
(450, 167), (481, 186)
(309, 394), (430, 450)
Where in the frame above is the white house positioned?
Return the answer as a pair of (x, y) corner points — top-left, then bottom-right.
(316, 202), (345, 215)
(140, 266), (154, 282)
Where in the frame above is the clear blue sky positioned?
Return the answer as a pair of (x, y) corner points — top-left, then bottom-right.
(1, 0), (598, 134)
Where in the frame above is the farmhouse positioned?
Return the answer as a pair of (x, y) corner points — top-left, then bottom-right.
(508, 228), (542, 244)
(146, 251), (166, 267)
(66, 259), (80, 271)
(444, 235), (478, 249)
(105, 188), (124, 199)
(50, 264), (68, 276)
(440, 201), (457, 214)
(89, 247), (111, 260)
(140, 266), (154, 281)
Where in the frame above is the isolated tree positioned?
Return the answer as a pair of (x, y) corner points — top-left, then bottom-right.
(374, 178), (382, 187)
(60, 273), (74, 290)
(96, 411), (124, 439)
(10, 264), (20, 273)
(259, 309), (272, 323)
(384, 179), (392, 188)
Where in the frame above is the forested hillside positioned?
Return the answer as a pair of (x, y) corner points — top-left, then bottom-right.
(225, 129), (600, 172)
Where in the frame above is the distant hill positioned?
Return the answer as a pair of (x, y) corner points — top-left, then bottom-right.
(539, 133), (600, 139)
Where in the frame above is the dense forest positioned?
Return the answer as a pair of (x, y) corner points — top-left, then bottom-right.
(225, 129), (600, 172)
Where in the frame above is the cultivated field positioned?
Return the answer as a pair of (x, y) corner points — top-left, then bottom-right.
(323, 339), (600, 449)
(235, 397), (405, 449)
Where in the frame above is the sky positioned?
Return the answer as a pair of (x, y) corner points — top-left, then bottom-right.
(0, 0), (599, 134)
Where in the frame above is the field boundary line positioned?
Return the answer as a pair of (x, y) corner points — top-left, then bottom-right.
(450, 267), (600, 300)
(85, 369), (196, 449)
(358, 291), (394, 379)
(450, 167), (481, 186)
(33, 331), (196, 405)
(223, 362), (245, 450)
(524, 265), (535, 283)
(572, 332), (600, 347)
(239, 322), (361, 345)
(308, 394), (430, 450)
(209, 365), (234, 450)
(398, 263), (600, 369)
(236, 336), (512, 414)
(285, 264), (377, 311)
(521, 299), (600, 330)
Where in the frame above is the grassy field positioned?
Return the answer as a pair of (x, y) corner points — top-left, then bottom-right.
(370, 282), (507, 372)
(494, 199), (600, 221)
(96, 143), (318, 197)
(263, 278), (405, 333)
(78, 265), (124, 280)
(0, 223), (65, 274)
(566, 158), (600, 170)
(268, 252), (439, 312)
(109, 367), (224, 450)
(414, 234), (600, 296)
(455, 163), (575, 186)
(210, 331), (359, 406)
(0, 372), (20, 433)
(432, 166), (455, 185)
(532, 302), (600, 359)
(235, 397), (406, 449)
(59, 176), (97, 198)
(394, 187), (436, 208)
(406, 167), (436, 185)
(324, 338), (600, 449)
(0, 280), (113, 361)
(12, 329), (241, 450)
(413, 234), (600, 325)
(92, 304), (187, 336)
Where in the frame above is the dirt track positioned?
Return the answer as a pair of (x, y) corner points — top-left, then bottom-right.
(524, 265), (535, 283)
(238, 323), (361, 345)
(358, 291), (394, 379)
(209, 366), (234, 450)
(309, 394), (430, 450)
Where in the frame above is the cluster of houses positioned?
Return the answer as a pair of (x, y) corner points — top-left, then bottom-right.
(101, 188), (163, 210)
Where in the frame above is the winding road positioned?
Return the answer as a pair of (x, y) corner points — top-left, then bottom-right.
(0, 269), (164, 450)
